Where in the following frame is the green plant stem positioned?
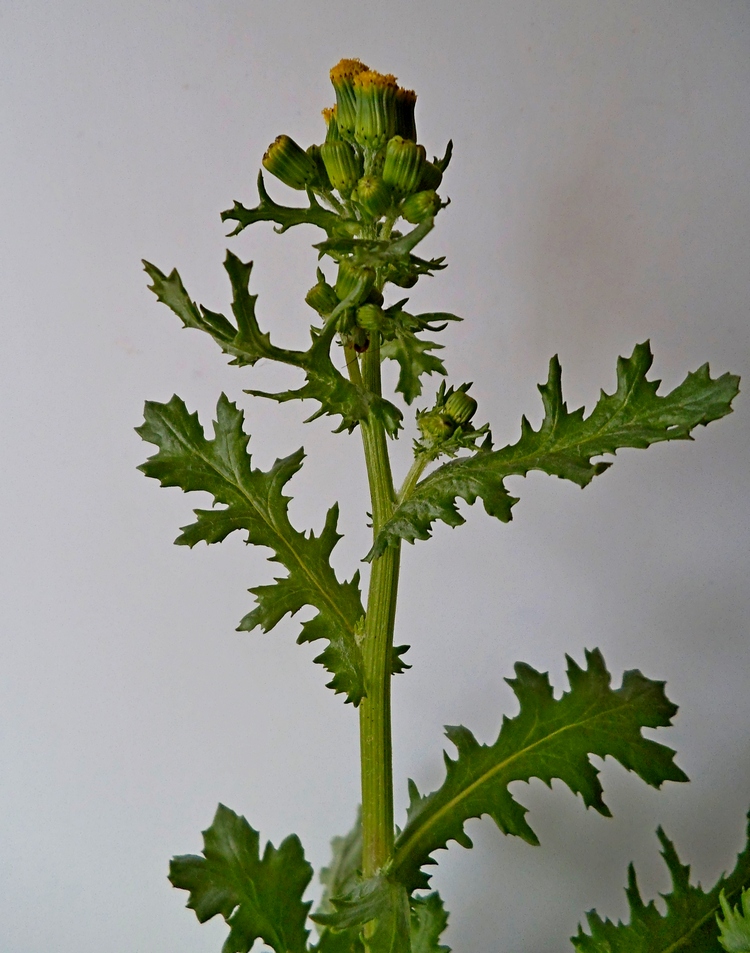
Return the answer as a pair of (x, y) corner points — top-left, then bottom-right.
(347, 341), (401, 877)
(397, 454), (430, 504)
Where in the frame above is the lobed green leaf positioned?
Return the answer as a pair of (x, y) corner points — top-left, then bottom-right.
(221, 171), (345, 236)
(247, 319), (403, 437)
(136, 394), (367, 703)
(145, 251), (402, 434)
(388, 649), (687, 891)
(169, 804), (312, 953)
(143, 251), (306, 369)
(410, 893), (451, 953)
(314, 876), (411, 953)
(379, 310), (460, 406)
(369, 342), (740, 559)
(572, 812), (750, 952)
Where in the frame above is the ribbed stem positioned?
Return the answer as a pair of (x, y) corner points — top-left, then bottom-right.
(347, 341), (401, 876)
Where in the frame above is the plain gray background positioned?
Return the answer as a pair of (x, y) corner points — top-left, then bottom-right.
(2, 1), (749, 950)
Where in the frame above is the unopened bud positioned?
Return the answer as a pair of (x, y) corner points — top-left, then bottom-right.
(306, 144), (332, 190)
(382, 136), (426, 195)
(356, 303), (387, 332)
(352, 70), (398, 149)
(445, 390), (477, 426)
(305, 278), (339, 316)
(418, 411), (456, 442)
(335, 259), (376, 305)
(418, 160), (443, 191)
(322, 106), (342, 142)
(395, 87), (417, 141)
(401, 189), (441, 224)
(354, 175), (392, 218)
(388, 264), (418, 288)
(262, 135), (318, 190)
(330, 58), (369, 140)
(320, 140), (362, 195)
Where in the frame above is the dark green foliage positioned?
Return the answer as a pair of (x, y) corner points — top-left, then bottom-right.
(314, 812), (366, 953)
(313, 219), (447, 287)
(245, 316), (403, 436)
(314, 876), (412, 953)
(143, 251), (306, 369)
(369, 342), (740, 558)
(410, 893), (450, 953)
(169, 804), (313, 953)
(222, 171), (346, 236)
(572, 812), (750, 952)
(380, 310), (461, 404)
(137, 394), (368, 703)
(388, 649), (687, 891)
(143, 252), (402, 434)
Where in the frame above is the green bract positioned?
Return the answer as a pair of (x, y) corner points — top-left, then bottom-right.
(138, 58), (740, 953)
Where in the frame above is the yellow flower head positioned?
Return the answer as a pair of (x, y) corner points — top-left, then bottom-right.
(329, 58), (370, 139)
(352, 70), (399, 149)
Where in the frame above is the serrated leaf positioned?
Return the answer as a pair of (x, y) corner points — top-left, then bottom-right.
(314, 876), (411, 953)
(410, 893), (450, 953)
(314, 812), (365, 953)
(248, 321), (402, 436)
(369, 342), (739, 559)
(143, 251), (306, 369)
(388, 649), (687, 892)
(168, 804), (312, 953)
(314, 220), (435, 268)
(136, 394), (367, 703)
(221, 171), (344, 236)
(572, 811), (750, 952)
(318, 810), (363, 920)
(381, 333), (445, 405)
(144, 253), (401, 433)
(717, 889), (750, 953)
(375, 306), (461, 409)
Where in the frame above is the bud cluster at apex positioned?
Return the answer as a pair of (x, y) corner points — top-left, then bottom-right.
(262, 58), (448, 224)
(260, 58), (452, 355)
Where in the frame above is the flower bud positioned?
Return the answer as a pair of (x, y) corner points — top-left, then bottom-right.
(356, 303), (387, 332)
(418, 411), (456, 442)
(330, 58), (369, 140)
(395, 87), (417, 141)
(418, 160), (443, 191)
(388, 263), (418, 288)
(335, 259), (376, 305)
(322, 106), (342, 142)
(354, 175), (392, 218)
(320, 140), (362, 195)
(306, 144), (332, 190)
(305, 278), (339, 316)
(382, 136), (426, 195)
(262, 135), (319, 190)
(401, 189), (441, 224)
(352, 70), (398, 149)
(445, 390), (477, 426)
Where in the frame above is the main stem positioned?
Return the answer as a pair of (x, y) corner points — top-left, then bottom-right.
(348, 341), (401, 877)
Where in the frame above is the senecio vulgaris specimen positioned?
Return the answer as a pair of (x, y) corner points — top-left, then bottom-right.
(138, 59), (747, 953)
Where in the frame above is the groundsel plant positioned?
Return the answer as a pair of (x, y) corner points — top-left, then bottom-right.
(138, 59), (744, 952)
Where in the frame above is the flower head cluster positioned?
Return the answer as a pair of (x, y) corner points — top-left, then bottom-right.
(261, 58), (449, 225)
(258, 60), (452, 355)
